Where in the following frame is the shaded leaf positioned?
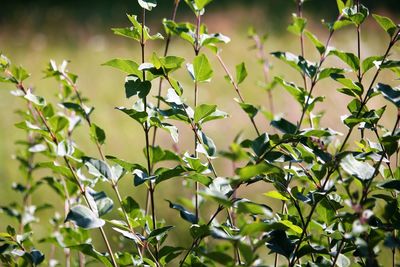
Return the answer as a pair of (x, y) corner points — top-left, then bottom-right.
(65, 205), (105, 229)
(235, 62), (248, 85)
(167, 201), (198, 224)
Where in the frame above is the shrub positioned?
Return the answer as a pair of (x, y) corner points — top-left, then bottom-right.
(1, 0), (400, 266)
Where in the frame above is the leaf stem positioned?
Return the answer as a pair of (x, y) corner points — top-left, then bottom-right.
(140, 7), (159, 262)
(193, 11), (202, 223)
(330, 239), (346, 267)
(251, 32), (274, 115)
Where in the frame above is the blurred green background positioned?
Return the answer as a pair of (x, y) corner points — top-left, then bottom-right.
(1, 0), (399, 265)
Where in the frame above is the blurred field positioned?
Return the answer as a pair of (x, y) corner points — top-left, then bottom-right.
(0, 1), (399, 264)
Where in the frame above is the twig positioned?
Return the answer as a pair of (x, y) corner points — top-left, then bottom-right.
(215, 52), (261, 136)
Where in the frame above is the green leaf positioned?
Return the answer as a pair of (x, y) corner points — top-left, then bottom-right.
(38, 162), (74, 182)
(236, 99), (258, 119)
(65, 205), (105, 229)
(287, 14), (307, 36)
(190, 53), (213, 82)
(11, 66), (30, 83)
(138, 0), (157, 11)
(68, 244), (112, 267)
(381, 60), (400, 69)
(90, 123), (106, 145)
(377, 180), (400, 190)
(236, 162), (284, 181)
(106, 155), (145, 172)
(121, 196), (141, 221)
(331, 19), (354, 31)
(201, 33), (231, 48)
(24, 89), (46, 106)
(60, 102), (90, 117)
(167, 201), (198, 224)
(340, 154), (375, 181)
(113, 15), (163, 42)
(194, 0), (213, 10)
(362, 56), (384, 74)
(280, 220), (302, 234)
(336, 254), (351, 267)
(317, 67), (344, 81)
(264, 191), (289, 201)
(274, 76), (305, 105)
(28, 250), (45, 265)
(151, 53), (185, 74)
(271, 51), (317, 78)
(133, 169), (156, 186)
(336, 0), (345, 14)
(236, 200), (272, 216)
(343, 4), (369, 25)
(148, 226), (174, 241)
(116, 106), (148, 125)
(87, 190), (114, 217)
(235, 62), (248, 85)
(49, 116), (69, 133)
(125, 76), (152, 99)
(329, 49), (360, 71)
(376, 83), (400, 107)
(304, 30), (325, 54)
(196, 131), (217, 158)
(194, 104), (217, 123)
(163, 19), (196, 46)
(154, 166), (186, 184)
(331, 74), (363, 97)
(82, 157), (113, 181)
(102, 59), (142, 78)
(0, 54), (10, 69)
(266, 230), (295, 260)
(271, 117), (297, 134)
(185, 173), (213, 186)
(200, 177), (232, 208)
(147, 146), (181, 166)
(372, 14), (398, 37)
(238, 243), (254, 265)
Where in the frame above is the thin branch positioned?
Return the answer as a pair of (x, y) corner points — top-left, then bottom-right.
(215, 52), (261, 136)
(140, 7), (159, 262)
(152, 0), (181, 148)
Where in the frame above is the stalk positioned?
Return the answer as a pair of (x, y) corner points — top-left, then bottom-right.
(356, 0), (362, 83)
(193, 10), (201, 223)
(297, 27), (336, 130)
(215, 52), (261, 136)
(18, 127), (35, 234)
(251, 32), (274, 115)
(297, 0), (308, 114)
(152, 0), (181, 147)
(140, 7), (159, 261)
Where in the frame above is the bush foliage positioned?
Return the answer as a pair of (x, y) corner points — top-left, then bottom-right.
(1, 0), (400, 266)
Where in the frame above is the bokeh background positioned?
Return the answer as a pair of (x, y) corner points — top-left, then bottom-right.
(1, 0), (399, 265)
